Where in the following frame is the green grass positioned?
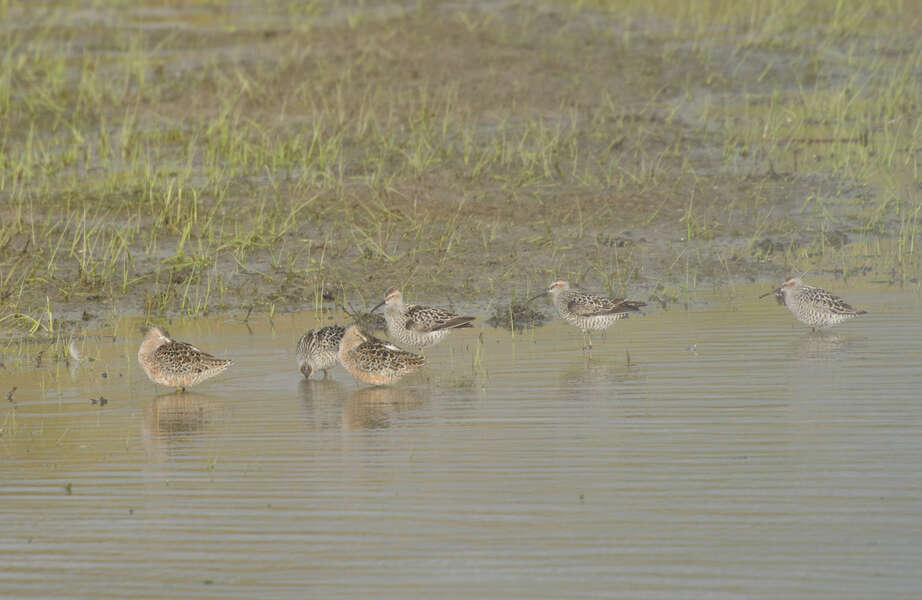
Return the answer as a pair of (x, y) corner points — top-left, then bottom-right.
(2, 0), (921, 337)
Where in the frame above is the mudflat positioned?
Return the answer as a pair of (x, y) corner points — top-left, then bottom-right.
(1, 1), (919, 337)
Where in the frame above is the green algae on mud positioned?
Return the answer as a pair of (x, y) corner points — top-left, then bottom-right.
(2, 0), (922, 337)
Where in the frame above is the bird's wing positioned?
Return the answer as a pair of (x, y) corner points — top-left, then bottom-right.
(405, 305), (471, 332)
(803, 286), (864, 315)
(153, 341), (227, 372)
(567, 291), (646, 316)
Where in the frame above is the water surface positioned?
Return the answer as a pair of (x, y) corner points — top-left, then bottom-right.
(2, 284), (921, 598)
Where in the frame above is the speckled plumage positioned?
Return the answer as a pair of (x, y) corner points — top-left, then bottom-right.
(373, 288), (474, 350)
(770, 277), (866, 330)
(296, 324), (346, 378)
(338, 325), (425, 386)
(540, 280), (645, 350)
(138, 326), (232, 390)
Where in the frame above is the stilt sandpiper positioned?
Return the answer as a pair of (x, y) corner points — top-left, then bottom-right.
(371, 288), (475, 351)
(531, 279), (646, 350)
(137, 326), (232, 391)
(296, 324), (346, 378)
(337, 325), (425, 386)
(760, 276), (866, 330)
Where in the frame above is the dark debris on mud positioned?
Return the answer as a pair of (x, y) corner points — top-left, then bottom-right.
(486, 301), (550, 330)
(336, 301), (387, 332)
(349, 311), (387, 333)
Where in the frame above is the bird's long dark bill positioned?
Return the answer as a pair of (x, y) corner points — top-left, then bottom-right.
(758, 288), (780, 299)
(370, 300), (386, 312)
(526, 292), (547, 303)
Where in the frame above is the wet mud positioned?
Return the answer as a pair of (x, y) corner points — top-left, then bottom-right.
(1, 2), (919, 338)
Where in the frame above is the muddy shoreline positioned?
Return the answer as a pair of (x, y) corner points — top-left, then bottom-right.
(1, 1), (920, 338)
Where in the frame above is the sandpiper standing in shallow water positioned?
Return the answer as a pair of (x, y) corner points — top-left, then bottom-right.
(337, 325), (425, 386)
(138, 326), (233, 391)
(531, 280), (646, 351)
(372, 288), (475, 351)
(296, 324), (346, 379)
(760, 276), (866, 330)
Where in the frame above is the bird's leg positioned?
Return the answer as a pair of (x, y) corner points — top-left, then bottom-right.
(322, 369), (329, 379)
(581, 330), (593, 353)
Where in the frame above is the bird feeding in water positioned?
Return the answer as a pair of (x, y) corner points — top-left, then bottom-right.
(760, 276), (866, 330)
(296, 324), (346, 379)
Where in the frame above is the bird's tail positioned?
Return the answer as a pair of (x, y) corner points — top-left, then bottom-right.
(433, 316), (476, 331)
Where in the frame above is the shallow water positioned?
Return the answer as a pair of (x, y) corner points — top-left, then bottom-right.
(2, 284), (921, 598)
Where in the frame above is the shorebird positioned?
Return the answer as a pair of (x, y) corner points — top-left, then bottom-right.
(137, 326), (232, 391)
(760, 276), (866, 330)
(338, 325), (425, 386)
(371, 288), (475, 351)
(530, 280), (646, 351)
(296, 324), (346, 378)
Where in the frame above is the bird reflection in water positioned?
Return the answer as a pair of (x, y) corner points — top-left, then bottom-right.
(299, 378), (345, 431)
(790, 331), (853, 361)
(342, 386), (425, 431)
(142, 391), (220, 460)
(560, 354), (640, 386)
